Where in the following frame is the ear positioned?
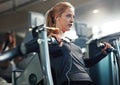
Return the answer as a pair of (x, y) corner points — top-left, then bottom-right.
(55, 16), (59, 21)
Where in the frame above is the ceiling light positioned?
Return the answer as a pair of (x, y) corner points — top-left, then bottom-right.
(92, 9), (99, 14)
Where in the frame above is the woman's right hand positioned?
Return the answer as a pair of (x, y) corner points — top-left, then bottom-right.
(47, 27), (62, 43)
(47, 27), (59, 35)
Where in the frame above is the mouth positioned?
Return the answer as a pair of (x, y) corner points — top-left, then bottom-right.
(68, 24), (73, 27)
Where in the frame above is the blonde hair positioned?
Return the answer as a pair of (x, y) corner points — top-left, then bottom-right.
(45, 2), (74, 27)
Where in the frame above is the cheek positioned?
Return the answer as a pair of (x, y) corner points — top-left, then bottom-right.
(61, 19), (68, 26)
(61, 21), (68, 29)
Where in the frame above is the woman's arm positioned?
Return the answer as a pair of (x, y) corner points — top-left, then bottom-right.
(84, 51), (107, 67)
(84, 42), (112, 67)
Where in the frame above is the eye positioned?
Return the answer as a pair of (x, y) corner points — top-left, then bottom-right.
(66, 14), (71, 18)
(66, 14), (75, 19)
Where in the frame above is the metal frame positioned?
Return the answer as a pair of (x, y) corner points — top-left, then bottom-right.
(12, 25), (54, 85)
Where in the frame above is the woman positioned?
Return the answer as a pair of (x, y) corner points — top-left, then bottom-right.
(46, 2), (112, 85)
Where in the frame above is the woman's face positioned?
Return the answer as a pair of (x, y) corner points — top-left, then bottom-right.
(56, 7), (75, 33)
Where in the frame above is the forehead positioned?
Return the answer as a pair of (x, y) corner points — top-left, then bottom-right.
(63, 8), (75, 15)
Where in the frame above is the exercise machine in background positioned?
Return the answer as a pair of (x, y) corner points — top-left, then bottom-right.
(0, 25), (57, 85)
(0, 11), (55, 85)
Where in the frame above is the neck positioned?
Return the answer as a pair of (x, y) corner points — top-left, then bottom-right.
(59, 30), (64, 37)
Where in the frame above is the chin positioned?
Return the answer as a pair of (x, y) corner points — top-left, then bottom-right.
(68, 27), (71, 30)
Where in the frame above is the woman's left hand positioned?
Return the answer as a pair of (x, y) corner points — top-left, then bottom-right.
(102, 42), (113, 54)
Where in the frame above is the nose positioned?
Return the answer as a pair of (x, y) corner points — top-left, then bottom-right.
(70, 16), (74, 23)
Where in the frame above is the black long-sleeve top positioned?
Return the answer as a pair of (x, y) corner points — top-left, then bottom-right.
(49, 40), (107, 85)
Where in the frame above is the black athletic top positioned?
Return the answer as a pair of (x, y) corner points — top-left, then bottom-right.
(49, 40), (107, 85)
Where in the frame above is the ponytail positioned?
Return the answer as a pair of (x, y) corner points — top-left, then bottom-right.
(45, 8), (55, 27)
